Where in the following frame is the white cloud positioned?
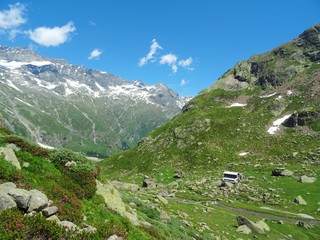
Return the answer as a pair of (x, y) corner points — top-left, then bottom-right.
(88, 48), (102, 60)
(28, 22), (76, 47)
(160, 53), (177, 65)
(160, 53), (178, 73)
(179, 57), (193, 68)
(0, 3), (26, 30)
(180, 79), (188, 86)
(139, 39), (162, 66)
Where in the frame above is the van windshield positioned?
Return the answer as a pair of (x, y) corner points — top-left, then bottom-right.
(224, 174), (237, 179)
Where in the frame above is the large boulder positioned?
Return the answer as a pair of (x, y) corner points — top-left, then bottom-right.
(0, 182), (16, 194)
(8, 188), (31, 210)
(27, 190), (49, 212)
(236, 225), (252, 234)
(0, 147), (21, 169)
(300, 175), (316, 183)
(42, 206), (58, 217)
(96, 180), (140, 226)
(294, 195), (307, 205)
(236, 216), (267, 234)
(142, 176), (157, 188)
(0, 193), (17, 210)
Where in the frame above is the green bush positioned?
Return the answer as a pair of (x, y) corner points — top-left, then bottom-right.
(4, 136), (49, 158)
(49, 149), (97, 199)
(49, 149), (95, 173)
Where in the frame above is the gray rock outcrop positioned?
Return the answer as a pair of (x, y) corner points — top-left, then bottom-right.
(0, 147), (21, 169)
(294, 195), (307, 205)
(236, 216), (269, 234)
(27, 190), (49, 212)
(300, 175), (316, 183)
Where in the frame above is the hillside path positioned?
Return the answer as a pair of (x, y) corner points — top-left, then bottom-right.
(167, 196), (320, 226)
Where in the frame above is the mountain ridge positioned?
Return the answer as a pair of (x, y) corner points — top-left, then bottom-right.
(0, 46), (191, 157)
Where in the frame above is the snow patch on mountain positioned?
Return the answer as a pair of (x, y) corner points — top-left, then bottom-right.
(6, 80), (22, 92)
(0, 60), (53, 69)
(267, 114), (292, 135)
(15, 97), (33, 107)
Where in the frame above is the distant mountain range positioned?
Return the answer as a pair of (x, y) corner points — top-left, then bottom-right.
(0, 46), (191, 157)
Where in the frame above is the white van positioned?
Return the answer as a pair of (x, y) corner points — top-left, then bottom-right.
(222, 171), (242, 184)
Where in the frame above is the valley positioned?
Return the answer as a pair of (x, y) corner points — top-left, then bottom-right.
(1, 23), (320, 239)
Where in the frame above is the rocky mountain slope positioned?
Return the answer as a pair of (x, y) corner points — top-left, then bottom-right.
(97, 24), (320, 238)
(0, 47), (190, 157)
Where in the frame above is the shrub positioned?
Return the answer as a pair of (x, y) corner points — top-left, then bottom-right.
(4, 136), (49, 158)
(49, 149), (97, 199)
(49, 149), (95, 173)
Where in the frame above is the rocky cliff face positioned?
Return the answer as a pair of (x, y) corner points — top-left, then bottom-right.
(208, 23), (320, 91)
(0, 46), (190, 157)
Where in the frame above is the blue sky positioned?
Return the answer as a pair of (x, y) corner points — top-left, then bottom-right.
(0, 1), (319, 96)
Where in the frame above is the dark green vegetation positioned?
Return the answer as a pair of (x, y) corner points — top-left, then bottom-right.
(0, 131), (213, 239)
(97, 24), (320, 238)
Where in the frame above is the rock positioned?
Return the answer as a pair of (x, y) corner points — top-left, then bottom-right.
(65, 161), (77, 167)
(60, 220), (77, 230)
(278, 220), (284, 224)
(0, 147), (21, 169)
(8, 188), (31, 210)
(0, 193), (17, 210)
(160, 211), (171, 221)
(22, 162), (30, 168)
(46, 215), (60, 223)
(296, 221), (312, 229)
(236, 216), (265, 234)
(280, 169), (293, 176)
(142, 177), (157, 188)
(107, 235), (123, 240)
(0, 182), (16, 194)
(156, 195), (168, 205)
(82, 224), (97, 233)
(294, 195), (307, 205)
(173, 170), (184, 179)
(283, 111), (320, 127)
(300, 175), (316, 183)
(42, 206), (58, 217)
(96, 180), (140, 226)
(255, 220), (270, 232)
(236, 225), (252, 234)
(27, 190), (49, 212)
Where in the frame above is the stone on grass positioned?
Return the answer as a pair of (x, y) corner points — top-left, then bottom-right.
(296, 221), (312, 229)
(280, 169), (293, 176)
(0, 193), (17, 210)
(157, 195), (168, 205)
(0, 147), (21, 169)
(255, 220), (270, 232)
(46, 215), (60, 223)
(160, 211), (171, 221)
(173, 170), (184, 179)
(236, 216), (266, 234)
(42, 206), (58, 217)
(60, 220), (77, 230)
(8, 188), (31, 210)
(300, 175), (316, 183)
(0, 182), (16, 194)
(82, 224), (97, 233)
(294, 195), (307, 205)
(236, 225), (252, 234)
(27, 190), (49, 212)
